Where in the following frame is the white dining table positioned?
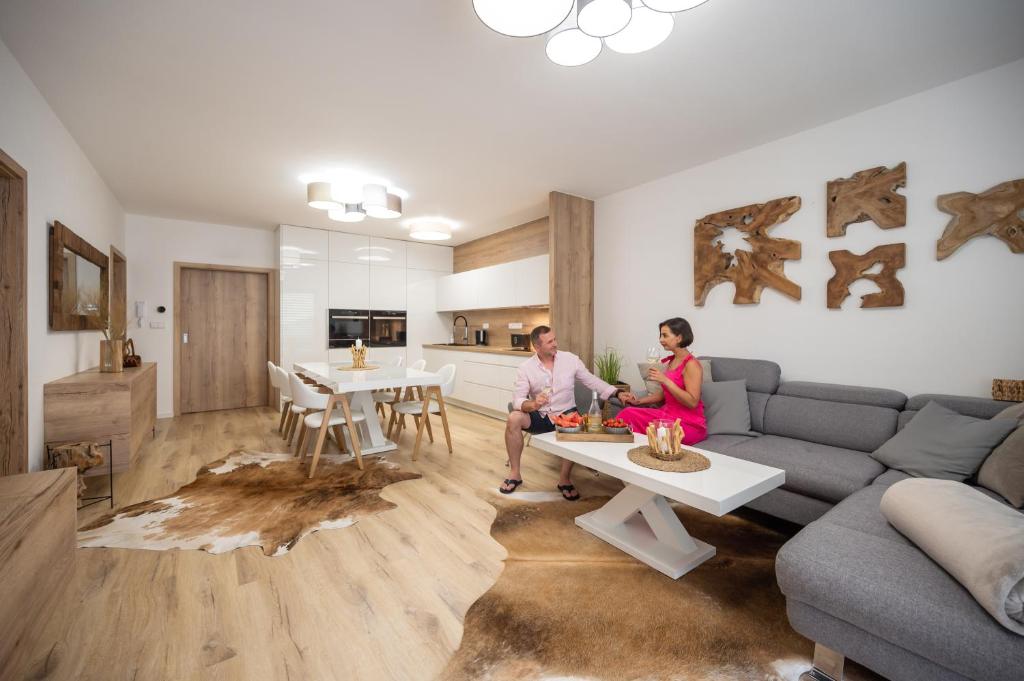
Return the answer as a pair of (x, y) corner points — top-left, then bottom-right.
(293, 361), (443, 456)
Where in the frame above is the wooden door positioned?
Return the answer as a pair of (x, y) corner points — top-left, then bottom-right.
(0, 148), (28, 476)
(179, 267), (269, 413)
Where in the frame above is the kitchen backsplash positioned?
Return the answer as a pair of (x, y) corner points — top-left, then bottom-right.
(450, 307), (550, 349)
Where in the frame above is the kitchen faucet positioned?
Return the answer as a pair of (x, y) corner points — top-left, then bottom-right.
(453, 315), (469, 345)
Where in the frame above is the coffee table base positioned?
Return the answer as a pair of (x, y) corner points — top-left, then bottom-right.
(575, 483), (716, 579)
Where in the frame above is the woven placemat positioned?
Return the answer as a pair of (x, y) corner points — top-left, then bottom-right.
(627, 446), (711, 473)
(335, 364), (381, 372)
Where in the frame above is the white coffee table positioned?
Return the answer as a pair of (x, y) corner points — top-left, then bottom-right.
(530, 432), (785, 579)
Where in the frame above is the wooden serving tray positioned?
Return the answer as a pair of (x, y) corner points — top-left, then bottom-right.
(556, 431), (634, 443)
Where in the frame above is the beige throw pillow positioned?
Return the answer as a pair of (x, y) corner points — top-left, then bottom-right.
(979, 424), (1024, 507)
(994, 401), (1024, 421)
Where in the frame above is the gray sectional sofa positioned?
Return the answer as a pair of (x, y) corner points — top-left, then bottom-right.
(614, 356), (1022, 681)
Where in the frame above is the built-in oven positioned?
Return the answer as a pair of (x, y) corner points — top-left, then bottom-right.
(328, 309), (369, 348)
(369, 310), (407, 347)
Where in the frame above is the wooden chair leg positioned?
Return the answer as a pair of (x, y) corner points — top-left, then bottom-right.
(424, 412), (434, 443)
(294, 421), (308, 457)
(308, 409), (333, 478)
(278, 405), (289, 434)
(331, 425), (348, 454)
(386, 407), (398, 439)
(412, 391), (433, 461)
(337, 395), (364, 471)
(286, 411), (300, 444)
(435, 389), (453, 454)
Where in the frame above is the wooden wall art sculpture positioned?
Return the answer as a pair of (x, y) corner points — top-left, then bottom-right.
(826, 162), (907, 237)
(936, 178), (1024, 260)
(694, 196), (802, 306)
(826, 243), (906, 309)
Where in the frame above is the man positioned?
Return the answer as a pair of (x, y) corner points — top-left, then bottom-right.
(501, 325), (635, 500)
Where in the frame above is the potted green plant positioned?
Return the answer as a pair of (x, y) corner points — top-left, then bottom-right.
(594, 348), (629, 417)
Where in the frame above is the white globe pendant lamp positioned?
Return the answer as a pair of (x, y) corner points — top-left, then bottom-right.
(328, 204), (366, 223)
(604, 0), (673, 54)
(577, 0), (633, 38)
(546, 6), (602, 67)
(641, 0), (709, 12)
(473, 0), (575, 38)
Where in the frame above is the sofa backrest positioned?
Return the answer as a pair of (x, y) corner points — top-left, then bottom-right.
(763, 381), (907, 452)
(899, 393), (1011, 430)
(700, 356), (780, 432)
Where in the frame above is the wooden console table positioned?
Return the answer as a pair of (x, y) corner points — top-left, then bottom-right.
(44, 362), (157, 473)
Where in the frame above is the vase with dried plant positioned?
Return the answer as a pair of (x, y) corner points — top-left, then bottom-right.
(99, 316), (126, 373)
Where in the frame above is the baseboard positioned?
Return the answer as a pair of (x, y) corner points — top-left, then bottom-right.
(443, 397), (506, 421)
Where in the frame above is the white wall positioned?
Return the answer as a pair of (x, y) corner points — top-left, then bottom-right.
(595, 58), (1024, 399)
(125, 215), (276, 416)
(0, 38), (125, 471)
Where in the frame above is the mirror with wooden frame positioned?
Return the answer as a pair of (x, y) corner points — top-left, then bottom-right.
(49, 220), (109, 330)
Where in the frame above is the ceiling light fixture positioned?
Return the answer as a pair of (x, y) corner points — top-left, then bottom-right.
(473, 0), (575, 38)
(328, 204), (367, 223)
(641, 0), (709, 12)
(408, 220), (453, 241)
(363, 184), (403, 219)
(604, 0), (673, 54)
(577, 0), (632, 38)
(546, 7), (602, 67)
(306, 182), (341, 210)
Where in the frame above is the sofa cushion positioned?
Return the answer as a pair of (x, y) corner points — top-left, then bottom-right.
(872, 401), (1016, 481)
(776, 484), (1024, 681)
(748, 391), (770, 433)
(699, 356), (780, 394)
(978, 423), (1024, 507)
(727, 435), (885, 504)
(763, 394), (899, 452)
(697, 433), (756, 453)
(778, 381), (907, 410)
(906, 393), (1010, 419)
(702, 379), (754, 436)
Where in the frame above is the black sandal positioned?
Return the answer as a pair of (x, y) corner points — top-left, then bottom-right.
(557, 483), (580, 501)
(499, 479), (523, 494)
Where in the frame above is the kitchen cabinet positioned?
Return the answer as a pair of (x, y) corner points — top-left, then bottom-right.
(513, 255), (549, 307)
(280, 224), (328, 263)
(476, 261), (516, 310)
(280, 258), (329, 371)
(436, 269), (480, 312)
(423, 347), (529, 416)
(329, 262), (370, 309)
(328, 232), (370, 263)
(434, 256), (549, 311)
(369, 237), (407, 269)
(369, 264), (406, 310)
(406, 270), (451, 368)
(407, 242), (454, 272)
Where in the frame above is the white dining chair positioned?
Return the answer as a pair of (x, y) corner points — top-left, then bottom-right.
(289, 372), (366, 476)
(276, 365), (308, 445)
(390, 363), (455, 459)
(268, 361), (291, 434)
(373, 355), (406, 416)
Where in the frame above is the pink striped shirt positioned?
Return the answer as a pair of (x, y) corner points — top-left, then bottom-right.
(512, 351), (617, 415)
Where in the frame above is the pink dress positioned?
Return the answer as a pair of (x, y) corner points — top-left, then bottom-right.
(618, 354), (708, 445)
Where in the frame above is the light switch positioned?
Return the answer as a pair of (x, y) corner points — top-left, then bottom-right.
(508, 322), (523, 329)
(149, 321), (165, 329)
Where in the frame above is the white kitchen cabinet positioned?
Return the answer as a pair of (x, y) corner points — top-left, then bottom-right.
(436, 270), (480, 312)
(329, 261), (370, 309)
(328, 232), (370, 264)
(280, 224), (328, 262)
(513, 255), (549, 307)
(280, 259), (329, 370)
(407, 242), (453, 272)
(423, 348), (528, 416)
(476, 261), (516, 309)
(407, 270), (451, 367)
(369, 237), (407, 269)
(369, 265), (406, 310)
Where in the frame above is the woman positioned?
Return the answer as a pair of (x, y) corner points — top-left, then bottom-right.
(617, 317), (707, 446)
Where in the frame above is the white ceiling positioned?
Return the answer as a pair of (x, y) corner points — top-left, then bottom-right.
(2, 0), (1023, 245)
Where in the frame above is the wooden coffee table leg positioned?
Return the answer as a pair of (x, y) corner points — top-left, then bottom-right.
(575, 483), (715, 579)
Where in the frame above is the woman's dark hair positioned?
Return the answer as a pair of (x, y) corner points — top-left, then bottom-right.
(659, 317), (693, 348)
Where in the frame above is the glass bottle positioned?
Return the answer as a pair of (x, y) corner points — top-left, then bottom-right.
(587, 390), (603, 432)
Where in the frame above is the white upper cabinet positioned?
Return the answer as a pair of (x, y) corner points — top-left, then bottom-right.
(407, 242), (454, 272)
(476, 261), (516, 309)
(329, 262), (370, 309)
(437, 269), (481, 311)
(369, 265), (406, 310)
(369, 237), (406, 269)
(513, 255), (549, 307)
(328, 232), (370, 263)
(280, 224), (328, 263)
(280, 259), (329, 369)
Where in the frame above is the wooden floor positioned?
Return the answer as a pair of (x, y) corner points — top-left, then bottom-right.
(24, 404), (625, 681)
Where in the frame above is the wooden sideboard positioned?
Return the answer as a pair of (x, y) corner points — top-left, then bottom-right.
(0, 468), (76, 678)
(44, 362), (157, 473)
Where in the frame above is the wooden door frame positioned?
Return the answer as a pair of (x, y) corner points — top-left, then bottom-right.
(0, 147), (28, 476)
(173, 262), (279, 417)
(109, 246), (127, 336)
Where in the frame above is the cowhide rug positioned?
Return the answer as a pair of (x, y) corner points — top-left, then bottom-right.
(440, 494), (882, 681)
(77, 451), (420, 556)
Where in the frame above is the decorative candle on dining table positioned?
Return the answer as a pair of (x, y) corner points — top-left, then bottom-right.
(350, 337), (368, 369)
(645, 418), (686, 461)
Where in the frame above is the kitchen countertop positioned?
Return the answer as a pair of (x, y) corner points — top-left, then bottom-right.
(422, 344), (533, 358)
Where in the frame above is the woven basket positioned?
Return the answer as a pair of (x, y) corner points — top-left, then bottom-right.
(992, 379), (1024, 402)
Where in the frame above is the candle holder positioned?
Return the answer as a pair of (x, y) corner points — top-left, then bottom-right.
(644, 418), (685, 461)
(350, 345), (368, 369)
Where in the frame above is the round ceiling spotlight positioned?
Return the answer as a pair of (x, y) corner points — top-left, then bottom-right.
(328, 204), (366, 223)
(408, 221), (453, 241)
(306, 182), (341, 210)
(546, 7), (602, 67)
(604, 1), (674, 54)
(577, 0), (632, 38)
(641, 0), (709, 12)
(473, 0), (575, 38)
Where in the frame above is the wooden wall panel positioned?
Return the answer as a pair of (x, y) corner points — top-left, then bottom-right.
(549, 192), (595, 369)
(453, 217), (549, 273)
(0, 147), (28, 476)
(449, 307), (551, 348)
(0, 468), (76, 678)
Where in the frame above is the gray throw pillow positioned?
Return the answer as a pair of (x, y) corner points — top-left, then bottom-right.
(978, 424), (1024, 508)
(701, 379), (753, 436)
(872, 400), (1017, 481)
